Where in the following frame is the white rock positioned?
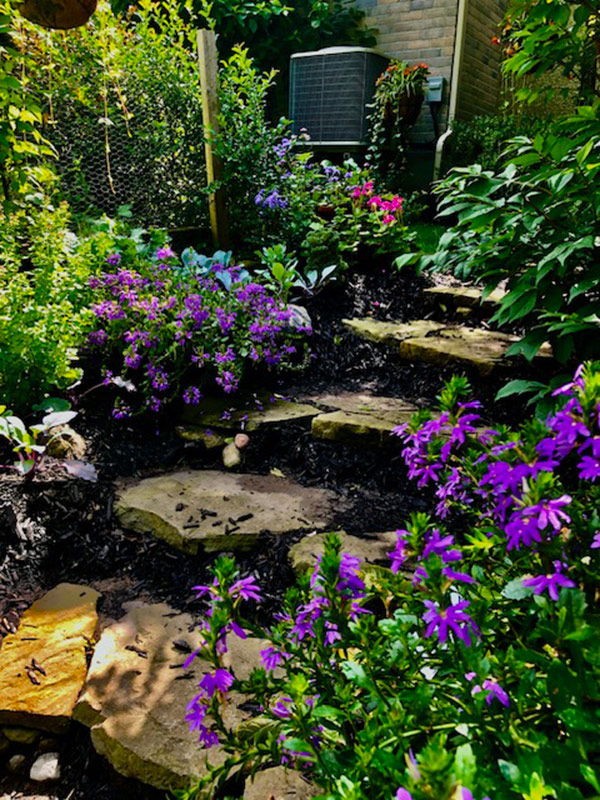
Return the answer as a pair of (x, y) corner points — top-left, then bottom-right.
(7, 753), (27, 773)
(30, 752), (61, 782)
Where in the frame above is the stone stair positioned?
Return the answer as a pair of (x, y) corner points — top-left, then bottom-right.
(343, 317), (552, 376)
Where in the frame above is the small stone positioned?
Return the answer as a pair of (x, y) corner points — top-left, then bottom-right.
(3, 726), (40, 744)
(424, 285), (506, 308)
(222, 443), (242, 469)
(176, 426), (226, 448)
(180, 395), (319, 433)
(45, 425), (87, 460)
(7, 753), (27, 774)
(30, 752), (61, 782)
(234, 433), (250, 450)
(244, 766), (317, 799)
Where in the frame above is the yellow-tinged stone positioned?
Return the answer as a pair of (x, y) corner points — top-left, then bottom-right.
(244, 766), (318, 799)
(0, 583), (100, 732)
(288, 531), (397, 575)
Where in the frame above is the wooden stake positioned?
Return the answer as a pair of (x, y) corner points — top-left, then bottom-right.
(197, 28), (229, 248)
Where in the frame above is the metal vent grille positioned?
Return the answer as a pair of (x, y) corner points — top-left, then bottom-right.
(289, 47), (388, 145)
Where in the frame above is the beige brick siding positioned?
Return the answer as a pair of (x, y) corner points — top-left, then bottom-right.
(359, 0), (508, 141)
(363, 0), (459, 142)
(456, 0), (506, 120)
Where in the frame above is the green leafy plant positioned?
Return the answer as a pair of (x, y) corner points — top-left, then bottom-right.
(0, 402), (96, 480)
(399, 104), (600, 365)
(0, 202), (113, 409)
(179, 364), (600, 800)
(0, 3), (55, 210)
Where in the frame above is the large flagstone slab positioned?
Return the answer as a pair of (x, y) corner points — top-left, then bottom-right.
(115, 470), (340, 554)
(0, 584), (100, 733)
(308, 392), (417, 446)
(74, 602), (264, 791)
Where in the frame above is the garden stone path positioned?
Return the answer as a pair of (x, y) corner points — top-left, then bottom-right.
(343, 318), (553, 375)
(288, 531), (397, 575)
(424, 285), (506, 309)
(73, 602), (267, 791)
(114, 470), (341, 555)
(307, 391), (417, 446)
(244, 766), (318, 799)
(0, 584), (100, 734)
(177, 395), (320, 443)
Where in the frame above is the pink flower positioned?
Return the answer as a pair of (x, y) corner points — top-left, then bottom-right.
(383, 214), (396, 224)
(369, 196), (382, 207)
(361, 181), (374, 196)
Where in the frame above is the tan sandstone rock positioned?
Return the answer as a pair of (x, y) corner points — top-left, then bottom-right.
(74, 602), (265, 791)
(0, 584), (100, 732)
(289, 531), (397, 575)
(244, 766), (317, 799)
(114, 470), (340, 554)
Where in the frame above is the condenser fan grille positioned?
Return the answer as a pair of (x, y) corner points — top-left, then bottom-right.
(290, 47), (389, 145)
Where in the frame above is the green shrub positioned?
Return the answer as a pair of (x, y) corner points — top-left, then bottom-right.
(180, 365), (600, 800)
(442, 114), (551, 172)
(399, 104), (600, 364)
(0, 204), (108, 409)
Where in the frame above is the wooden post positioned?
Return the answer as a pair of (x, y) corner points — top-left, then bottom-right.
(197, 28), (230, 249)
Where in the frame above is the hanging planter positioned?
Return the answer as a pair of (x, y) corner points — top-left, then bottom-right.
(384, 92), (425, 127)
(18, 0), (97, 29)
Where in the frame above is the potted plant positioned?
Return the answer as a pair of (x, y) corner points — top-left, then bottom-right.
(374, 61), (430, 126)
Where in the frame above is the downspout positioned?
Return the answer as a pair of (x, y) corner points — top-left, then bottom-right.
(433, 0), (469, 180)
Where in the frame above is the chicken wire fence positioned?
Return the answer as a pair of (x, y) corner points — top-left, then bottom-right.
(44, 84), (209, 230)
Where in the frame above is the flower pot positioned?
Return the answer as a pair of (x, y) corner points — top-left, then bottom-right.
(385, 93), (424, 127)
(18, 0), (97, 29)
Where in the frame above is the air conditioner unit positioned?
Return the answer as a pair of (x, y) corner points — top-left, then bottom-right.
(289, 46), (389, 146)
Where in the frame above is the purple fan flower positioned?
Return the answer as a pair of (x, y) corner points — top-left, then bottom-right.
(198, 669), (234, 698)
(395, 790), (412, 800)
(261, 646), (286, 672)
(591, 532), (600, 549)
(389, 530), (410, 573)
(229, 576), (262, 603)
(422, 600), (479, 646)
(578, 455), (600, 481)
(523, 560), (576, 601)
(442, 567), (475, 584)
(523, 495), (572, 531)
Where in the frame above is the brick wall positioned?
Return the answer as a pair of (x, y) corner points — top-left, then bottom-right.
(362, 0), (459, 142)
(455, 0), (506, 120)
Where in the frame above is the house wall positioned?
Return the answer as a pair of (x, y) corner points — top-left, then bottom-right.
(455, 0), (506, 120)
(358, 0), (459, 142)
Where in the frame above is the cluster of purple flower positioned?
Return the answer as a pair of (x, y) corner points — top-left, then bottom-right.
(392, 368), (600, 653)
(88, 249), (309, 415)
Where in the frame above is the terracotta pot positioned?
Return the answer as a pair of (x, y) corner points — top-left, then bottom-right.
(18, 0), (97, 29)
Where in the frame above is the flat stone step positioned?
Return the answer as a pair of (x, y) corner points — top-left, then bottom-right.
(178, 395), (319, 442)
(0, 584), (100, 733)
(114, 470), (340, 554)
(343, 318), (552, 376)
(424, 285), (506, 308)
(74, 602), (266, 791)
(244, 767), (317, 799)
(289, 531), (396, 575)
(308, 392), (418, 446)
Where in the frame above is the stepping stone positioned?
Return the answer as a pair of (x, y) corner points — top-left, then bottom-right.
(309, 392), (417, 446)
(289, 531), (397, 575)
(0, 584), (100, 733)
(424, 285), (506, 308)
(244, 766), (317, 799)
(114, 470), (340, 555)
(343, 318), (552, 376)
(75, 602), (265, 791)
(178, 396), (319, 442)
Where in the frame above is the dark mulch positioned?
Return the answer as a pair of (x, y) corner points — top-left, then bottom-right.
(0, 262), (555, 799)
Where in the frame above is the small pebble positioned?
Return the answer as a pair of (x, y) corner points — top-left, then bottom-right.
(30, 752), (61, 782)
(7, 753), (27, 774)
(222, 443), (242, 469)
(234, 433), (250, 450)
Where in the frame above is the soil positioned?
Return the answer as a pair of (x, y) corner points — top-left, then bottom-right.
(0, 263), (558, 799)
